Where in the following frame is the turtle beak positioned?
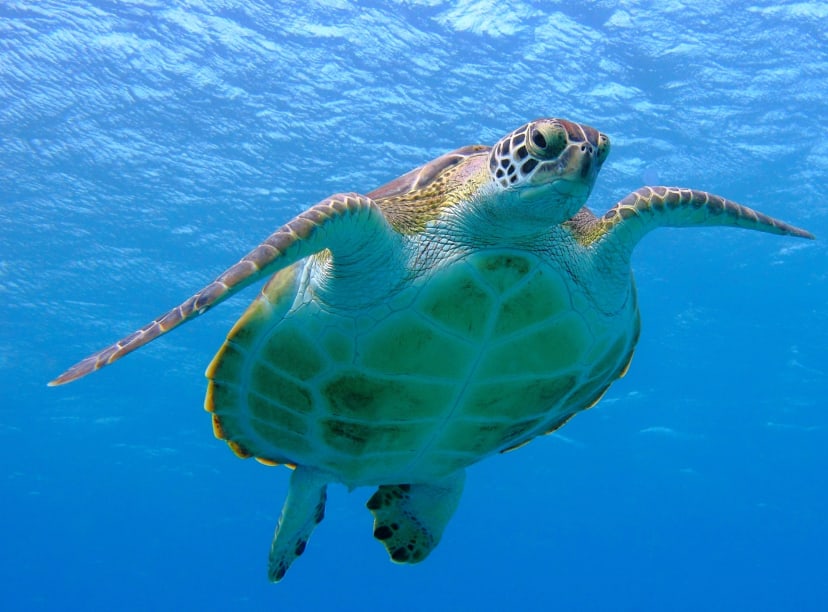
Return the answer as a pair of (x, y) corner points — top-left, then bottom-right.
(579, 151), (598, 180)
(563, 122), (609, 181)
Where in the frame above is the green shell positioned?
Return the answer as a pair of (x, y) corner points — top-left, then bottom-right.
(205, 247), (639, 484)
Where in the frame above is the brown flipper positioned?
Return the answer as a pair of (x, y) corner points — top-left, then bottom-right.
(49, 193), (388, 385)
(268, 466), (328, 583)
(367, 471), (465, 565)
(568, 186), (814, 250)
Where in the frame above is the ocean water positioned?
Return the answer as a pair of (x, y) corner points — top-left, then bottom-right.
(2, 1), (826, 610)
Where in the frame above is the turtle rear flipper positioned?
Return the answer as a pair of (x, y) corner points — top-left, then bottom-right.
(367, 471), (465, 564)
(268, 466), (329, 582)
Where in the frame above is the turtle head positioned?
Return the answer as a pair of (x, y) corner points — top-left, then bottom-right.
(485, 118), (610, 225)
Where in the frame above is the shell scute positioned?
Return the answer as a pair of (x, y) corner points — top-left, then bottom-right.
(321, 419), (431, 457)
(249, 361), (313, 413)
(223, 299), (271, 346)
(210, 412), (225, 437)
(418, 264), (492, 340)
(248, 420), (311, 458)
(492, 270), (570, 336)
(205, 380), (235, 416)
(435, 418), (542, 456)
(462, 376), (577, 420)
(587, 334), (633, 381)
(479, 312), (592, 377)
(227, 440), (253, 458)
(567, 382), (611, 412)
(248, 393), (309, 437)
(207, 341), (247, 385)
(360, 314), (472, 378)
(258, 324), (325, 381)
(320, 371), (452, 420)
(320, 328), (354, 363)
(472, 253), (532, 294)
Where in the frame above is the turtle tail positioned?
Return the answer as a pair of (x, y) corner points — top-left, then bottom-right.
(571, 186), (814, 254)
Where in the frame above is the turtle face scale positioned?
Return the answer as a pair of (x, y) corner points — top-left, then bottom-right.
(485, 118), (610, 226)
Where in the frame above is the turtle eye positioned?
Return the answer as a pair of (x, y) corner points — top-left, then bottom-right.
(531, 130), (547, 149)
(527, 123), (568, 160)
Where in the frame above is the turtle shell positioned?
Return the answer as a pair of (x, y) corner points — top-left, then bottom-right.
(205, 242), (640, 487)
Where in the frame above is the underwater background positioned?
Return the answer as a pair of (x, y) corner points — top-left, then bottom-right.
(2, 1), (826, 609)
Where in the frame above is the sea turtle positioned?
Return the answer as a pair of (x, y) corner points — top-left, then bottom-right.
(51, 117), (813, 582)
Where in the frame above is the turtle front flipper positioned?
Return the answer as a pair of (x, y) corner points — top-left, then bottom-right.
(367, 471), (466, 565)
(570, 186), (814, 256)
(49, 193), (395, 385)
(268, 466), (328, 583)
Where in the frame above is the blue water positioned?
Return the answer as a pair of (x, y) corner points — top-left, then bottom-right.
(2, 1), (826, 609)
